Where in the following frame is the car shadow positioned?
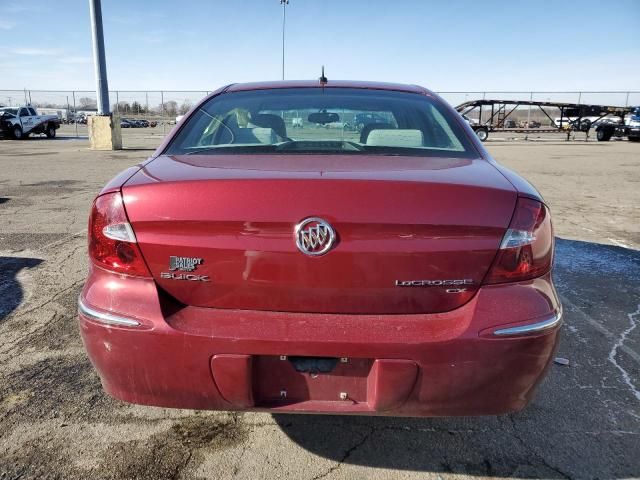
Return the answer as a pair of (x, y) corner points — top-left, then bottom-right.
(0, 256), (43, 320)
(273, 238), (640, 478)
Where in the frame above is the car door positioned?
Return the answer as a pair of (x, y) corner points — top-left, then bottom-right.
(18, 107), (34, 133)
(28, 107), (41, 127)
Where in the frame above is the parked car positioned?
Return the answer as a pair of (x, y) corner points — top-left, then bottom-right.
(516, 120), (540, 129)
(79, 80), (560, 417)
(353, 112), (389, 131)
(505, 120), (517, 128)
(553, 116), (615, 131)
(120, 119), (132, 128)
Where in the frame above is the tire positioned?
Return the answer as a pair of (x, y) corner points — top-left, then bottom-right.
(46, 123), (56, 138)
(580, 119), (592, 132)
(12, 125), (23, 140)
(596, 129), (612, 142)
(628, 136), (640, 142)
(475, 127), (489, 142)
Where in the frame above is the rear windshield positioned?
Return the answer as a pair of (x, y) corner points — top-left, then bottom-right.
(165, 88), (477, 158)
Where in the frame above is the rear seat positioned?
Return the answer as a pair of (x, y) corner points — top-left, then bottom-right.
(234, 127), (278, 144)
(366, 129), (424, 147)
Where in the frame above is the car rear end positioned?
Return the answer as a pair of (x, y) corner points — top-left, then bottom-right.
(79, 82), (561, 416)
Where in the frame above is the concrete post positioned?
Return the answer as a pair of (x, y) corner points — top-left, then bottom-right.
(88, 115), (122, 150)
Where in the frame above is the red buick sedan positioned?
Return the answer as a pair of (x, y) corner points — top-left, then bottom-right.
(79, 80), (561, 416)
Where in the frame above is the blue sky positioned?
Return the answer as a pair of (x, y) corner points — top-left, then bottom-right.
(0, 0), (638, 91)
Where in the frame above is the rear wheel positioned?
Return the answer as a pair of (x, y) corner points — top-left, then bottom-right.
(475, 127), (489, 142)
(46, 123), (57, 138)
(12, 125), (23, 140)
(580, 119), (592, 132)
(596, 129), (612, 142)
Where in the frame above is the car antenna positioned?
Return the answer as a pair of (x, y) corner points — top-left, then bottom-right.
(319, 66), (328, 85)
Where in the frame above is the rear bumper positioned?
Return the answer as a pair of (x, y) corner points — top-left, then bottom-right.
(79, 267), (561, 416)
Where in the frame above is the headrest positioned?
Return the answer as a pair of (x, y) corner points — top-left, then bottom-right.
(250, 113), (286, 139)
(366, 129), (424, 147)
(359, 122), (395, 143)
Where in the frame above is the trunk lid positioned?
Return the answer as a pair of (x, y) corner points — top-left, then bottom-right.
(123, 154), (516, 314)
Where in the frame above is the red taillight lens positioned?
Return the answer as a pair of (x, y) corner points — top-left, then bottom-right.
(88, 192), (151, 277)
(484, 197), (553, 284)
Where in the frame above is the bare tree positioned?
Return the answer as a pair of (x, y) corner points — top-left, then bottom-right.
(131, 101), (145, 115)
(179, 101), (193, 115)
(163, 100), (178, 117)
(78, 97), (97, 110)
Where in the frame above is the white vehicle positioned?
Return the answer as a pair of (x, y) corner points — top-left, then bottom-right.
(462, 114), (489, 142)
(0, 105), (60, 139)
(37, 107), (70, 121)
(553, 116), (620, 129)
(462, 114), (478, 125)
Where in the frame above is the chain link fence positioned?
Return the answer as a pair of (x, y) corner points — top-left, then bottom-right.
(2, 89), (639, 146)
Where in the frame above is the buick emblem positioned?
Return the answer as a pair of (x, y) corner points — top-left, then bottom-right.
(295, 217), (336, 256)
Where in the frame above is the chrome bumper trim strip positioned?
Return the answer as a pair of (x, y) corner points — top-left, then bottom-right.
(78, 299), (140, 327)
(493, 309), (563, 337)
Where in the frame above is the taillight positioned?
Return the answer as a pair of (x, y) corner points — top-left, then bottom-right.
(88, 192), (151, 277)
(484, 197), (553, 284)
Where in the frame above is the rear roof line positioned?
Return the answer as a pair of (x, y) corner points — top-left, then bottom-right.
(224, 80), (430, 95)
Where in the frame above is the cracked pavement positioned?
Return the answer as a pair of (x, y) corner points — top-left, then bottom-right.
(0, 128), (638, 479)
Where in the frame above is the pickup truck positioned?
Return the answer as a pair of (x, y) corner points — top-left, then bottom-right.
(0, 105), (61, 139)
(595, 106), (640, 142)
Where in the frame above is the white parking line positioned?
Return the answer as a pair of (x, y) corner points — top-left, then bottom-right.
(608, 238), (634, 249)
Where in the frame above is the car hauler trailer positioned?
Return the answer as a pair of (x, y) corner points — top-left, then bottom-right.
(455, 99), (636, 142)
